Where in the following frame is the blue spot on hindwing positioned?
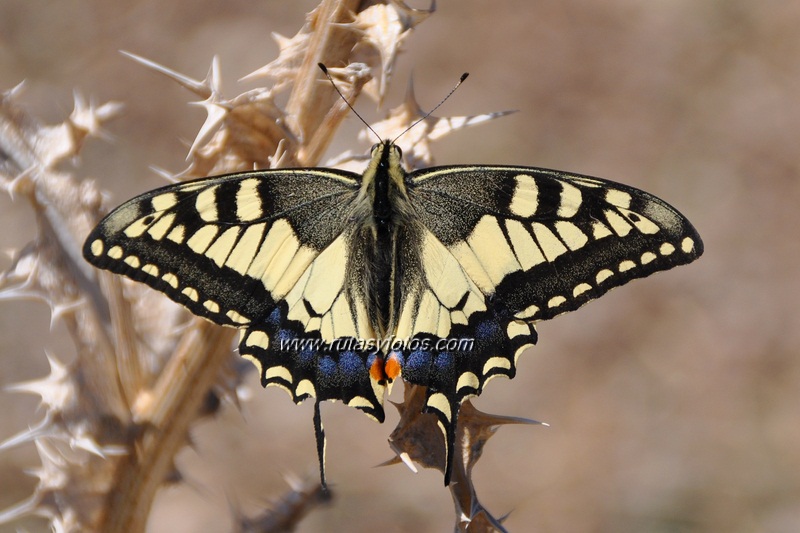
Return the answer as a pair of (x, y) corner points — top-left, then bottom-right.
(434, 351), (453, 370)
(475, 317), (500, 341)
(276, 328), (296, 343)
(267, 306), (283, 327)
(298, 345), (315, 364)
(338, 351), (363, 379)
(403, 350), (432, 372)
(319, 356), (336, 377)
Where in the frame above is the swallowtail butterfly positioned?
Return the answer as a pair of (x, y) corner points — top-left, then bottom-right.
(83, 78), (703, 486)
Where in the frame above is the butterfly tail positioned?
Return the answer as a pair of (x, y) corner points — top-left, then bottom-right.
(421, 390), (461, 486)
(313, 400), (329, 493)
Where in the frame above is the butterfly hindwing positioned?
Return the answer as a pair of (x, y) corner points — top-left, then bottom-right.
(238, 230), (385, 421)
(388, 223), (538, 484)
(239, 300), (385, 422)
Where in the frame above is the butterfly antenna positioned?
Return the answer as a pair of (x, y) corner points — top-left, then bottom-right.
(392, 72), (469, 145)
(318, 63), (381, 143)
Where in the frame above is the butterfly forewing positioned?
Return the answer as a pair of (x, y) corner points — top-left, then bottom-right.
(84, 169), (361, 326)
(408, 165), (703, 321)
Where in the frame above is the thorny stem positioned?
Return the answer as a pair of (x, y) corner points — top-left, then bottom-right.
(99, 2), (365, 530)
(286, 0), (362, 161)
(101, 323), (235, 533)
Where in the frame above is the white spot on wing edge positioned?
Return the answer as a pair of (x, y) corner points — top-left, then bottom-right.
(514, 304), (539, 320)
(245, 330), (270, 350)
(596, 269), (614, 284)
(162, 273), (179, 289)
(203, 299), (220, 313)
(108, 245), (123, 259)
(182, 286), (199, 301)
(347, 396), (376, 409)
(514, 343), (534, 364)
(681, 237), (695, 253)
(265, 365), (292, 383)
(295, 379), (316, 399)
(226, 309), (250, 324)
(456, 371), (480, 393)
(90, 239), (104, 256)
(573, 282), (592, 297)
(426, 392), (452, 421)
(506, 320), (531, 339)
(482, 373), (509, 388)
(482, 356), (511, 375)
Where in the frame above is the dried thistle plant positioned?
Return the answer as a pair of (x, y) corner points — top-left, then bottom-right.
(0, 1), (538, 531)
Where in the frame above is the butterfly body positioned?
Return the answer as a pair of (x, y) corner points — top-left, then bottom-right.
(84, 139), (702, 485)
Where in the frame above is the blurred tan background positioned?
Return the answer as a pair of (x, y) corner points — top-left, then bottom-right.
(1, 1), (798, 531)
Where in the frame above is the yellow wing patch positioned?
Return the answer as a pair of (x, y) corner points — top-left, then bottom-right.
(281, 233), (376, 343)
(395, 229), (486, 340)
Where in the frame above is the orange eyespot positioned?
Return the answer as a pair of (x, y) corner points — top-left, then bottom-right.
(384, 353), (402, 381)
(369, 357), (386, 383)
